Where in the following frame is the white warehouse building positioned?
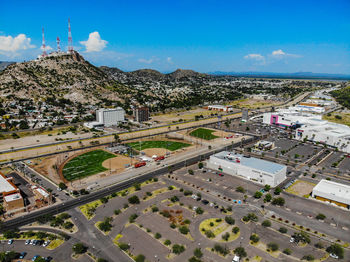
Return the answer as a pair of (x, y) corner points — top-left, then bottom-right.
(312, 179), (350, 209)
(207, 151), (287, 187)
(96, 108), (125, 127)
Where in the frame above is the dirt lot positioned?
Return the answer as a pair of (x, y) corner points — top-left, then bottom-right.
(286, 179), (316, 197)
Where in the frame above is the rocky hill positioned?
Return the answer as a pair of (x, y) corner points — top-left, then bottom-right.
(0, 61), (15, 71)
(0, 52), (129, 103)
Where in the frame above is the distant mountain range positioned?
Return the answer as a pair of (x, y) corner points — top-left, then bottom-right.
(0, 61), (15, 71)
(209, 71), (350, 80)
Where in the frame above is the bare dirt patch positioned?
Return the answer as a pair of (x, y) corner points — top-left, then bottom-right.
(101, 155), (131, 172)
(286, 180), (316, 197)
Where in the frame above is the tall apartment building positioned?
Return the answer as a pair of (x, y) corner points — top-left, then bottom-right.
(134, 107), (150, 123)
(96, 107), (125, 127)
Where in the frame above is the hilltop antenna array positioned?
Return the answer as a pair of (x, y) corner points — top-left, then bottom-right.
(56, 36), (61, 52)
(68, 18), (73, 52)
(41, 27), (47, 57)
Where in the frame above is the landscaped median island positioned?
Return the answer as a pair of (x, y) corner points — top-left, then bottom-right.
(199, 217), (240, 242)
(127, 140), (191, 151)
(62, 149), (115, 181)
(189, 128), (219, 140)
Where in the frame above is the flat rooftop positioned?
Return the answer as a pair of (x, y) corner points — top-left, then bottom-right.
(4, 193), (22, 202)
(214, 151), (286, 174)
(0, 174), (16, 193)
(313, 179), (350, 200)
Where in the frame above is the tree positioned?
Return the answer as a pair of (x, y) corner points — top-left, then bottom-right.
(225, 216), (235, 225)
(154, 232), (161, 239)
(135, 254), (145, 262)
(316, 213), (326, 220)
(196, 207), (204, 215)
(133, 183), (141, 191)
(129, 213), (138, 223)
(164, 239), (171, 246)
(198, 162), (204, 169)
(250, 234), (259, 243)
(264, 184), (271, 191)
(254, 191), (263, 199)
(264, 193), (272, 202)
(222, 232), (230, 241)
(267, 242), (279, 252)
(262, 220), (271, 227)
(128, 195), (140, 204)
(234, 247), (247, 257)
(58, 182), (67, 190)
(292, 231), (310, 244)
(236, 186), (246, 193)
(179, 226), (189, 235)
(205, 230), (215, 238)
(98, 217), (113, 232)
(274, 187), (282, 195)
(100, 197), (108, 204)
(232, 226), (240, 234)
(194, 248), (203, 258)
(188, 169), (194, 175)
(272, 197), (285, 206)
(72, 243), (87, 254)
(118, 243), (130, 251)
(213, 244), (229, 256)
(114, 134), (121, 143)
(172, 244), (185, 254)
(188, 257), (202, 262)
(326, 243), (344, 259)
(302, 255), (315, 261)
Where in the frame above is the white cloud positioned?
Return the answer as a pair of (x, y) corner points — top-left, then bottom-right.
(40, 45), (52, 51)
(138, 58), (154, 64)
(0, 34), (35, 55)
(80, 31), (107, 52)
(271, 49), (300, 58)
(244, 53), (265, 61)
(167, 57), (173, 64)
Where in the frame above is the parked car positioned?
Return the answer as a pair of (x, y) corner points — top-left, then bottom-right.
(7, 239), (13, 245)
(32, 255), (39, 261)
(25, 239), (31, 245)
(30, 239), (35, 245)
(290, 237), (295, 243)
(330, 253), (339, 259)
(19, 252), (27, 259)
(43, 240), (50, 247)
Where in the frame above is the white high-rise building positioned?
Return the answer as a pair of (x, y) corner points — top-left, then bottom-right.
(96, 108), (125, 127)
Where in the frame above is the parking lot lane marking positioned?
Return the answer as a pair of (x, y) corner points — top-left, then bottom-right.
(296, 212), (302, 215)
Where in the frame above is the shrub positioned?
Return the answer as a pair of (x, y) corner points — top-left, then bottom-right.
(213, 244), (229, 256)
(272, 197), (285, 206)
(151, 206), (159, 212)
(314, 242), (323, 249)
(164, 239), (171, 246)
(128, 195), (140, 204)
(154, 233), (161, 239)
(224, 216), (235, 225)
(236, 186), (246, 193)
(170, 223), (176, 229)
(262, 220), (271, 227)
(205, 230), (215, 238)
(196, 207), (204, 214)
(179, 226), (189, 235)
(279, 227), (288, 234)
(222, 232), (230, 241)
(283, 248), (292, 255)
(264, 193), (272, 202)
(114, 209), (121, 215)
(172, 244), (185, 254)
(135, 254), (145, 262)
(184, 190), (193, 196)
(264, 185), (271, 191)
(194, 247), (203, 258)
(250, 234), (259, 243)
(118, 242), (130, 251)
(234, 247), (247, 257)
(188, 169), (194, 175)
(170, 196), (179, 203)
(232, 226), (240, 234)
(133, 183), (141, 191)
(316, 213), (326, 220)
(302, 255), (315, 261)
(129, 214), (138, 223)
(98, 217), (113, 232)
(267, 242), (279, 252)
(254, 191), (263, 199)
(100, 197), (108, 204)
(72, 243), (87, 254)
(274, 187), (282, 195)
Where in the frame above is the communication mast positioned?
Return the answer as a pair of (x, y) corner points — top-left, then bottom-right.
(68, 18), (73, 52)
(56, 36), (61, 52)
(41, 27), (47, 57)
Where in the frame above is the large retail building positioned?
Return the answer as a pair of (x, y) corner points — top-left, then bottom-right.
(206, 151), (287, 187)
(312, 179), (350, 210)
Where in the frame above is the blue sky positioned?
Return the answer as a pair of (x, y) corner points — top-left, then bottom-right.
(0, 0), (349, 74)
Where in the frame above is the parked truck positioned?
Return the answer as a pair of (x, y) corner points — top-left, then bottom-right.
(134, 161), (146, 168)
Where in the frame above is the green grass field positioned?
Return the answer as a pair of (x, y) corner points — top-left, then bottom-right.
(62, 150), (115, 181)
(189, 128), (219, 140)
(127, 140), (190, 152)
